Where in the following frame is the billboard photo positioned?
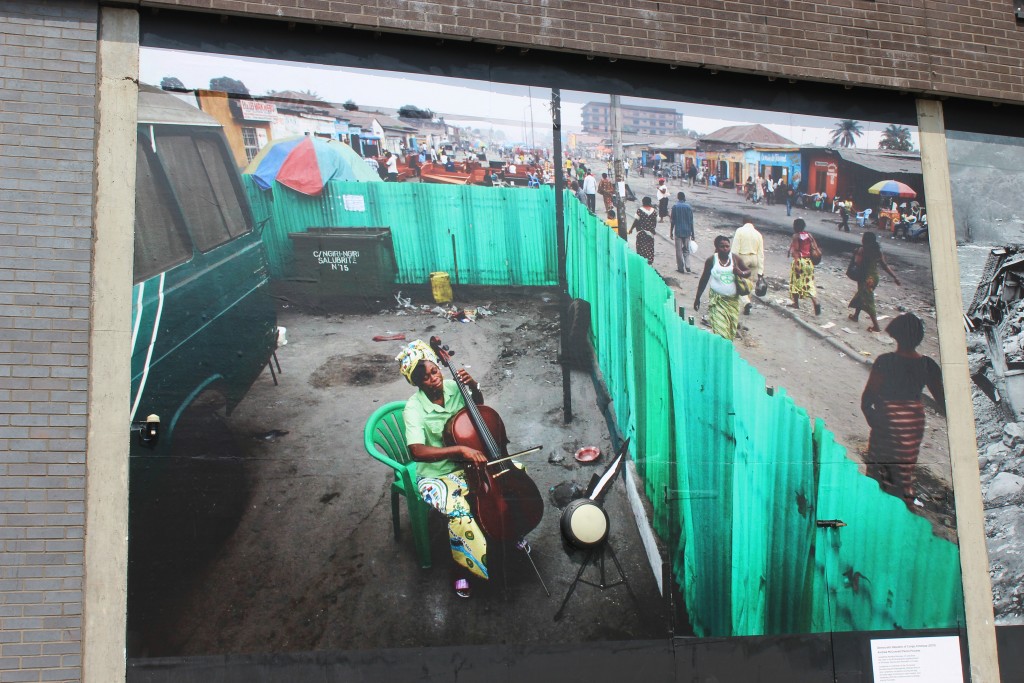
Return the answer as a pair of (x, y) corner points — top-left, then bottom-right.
(125, 42), (966, 668)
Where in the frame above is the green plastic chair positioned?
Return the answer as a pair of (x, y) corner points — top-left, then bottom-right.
(363, 401), (432, 568)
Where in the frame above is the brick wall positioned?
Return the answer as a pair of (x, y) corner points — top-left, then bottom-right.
(0, 1), (96, 681)
(146, 0), (1024, 106)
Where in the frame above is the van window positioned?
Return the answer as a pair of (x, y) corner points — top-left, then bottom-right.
(157, 132), (251, 252)
(134, 141), (193, 284)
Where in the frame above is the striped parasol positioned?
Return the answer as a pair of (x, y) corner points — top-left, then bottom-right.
(867, 179), (917, 199)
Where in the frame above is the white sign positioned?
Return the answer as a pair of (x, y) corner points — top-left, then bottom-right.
(870, 636), (963, 683)
(342, 195), (366, 212)
(313, 250), (359, 272)
(237, 99), (277, 122)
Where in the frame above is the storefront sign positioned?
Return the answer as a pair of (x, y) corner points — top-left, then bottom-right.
(238, 99), (277, 121)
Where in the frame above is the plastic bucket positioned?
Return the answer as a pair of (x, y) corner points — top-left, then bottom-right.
(430, 271), (453, 304)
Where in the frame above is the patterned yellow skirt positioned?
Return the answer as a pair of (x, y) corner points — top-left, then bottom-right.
(418, 470), (488, 580)
(789, 257), (817, 298)
(709, 290), (740, 341)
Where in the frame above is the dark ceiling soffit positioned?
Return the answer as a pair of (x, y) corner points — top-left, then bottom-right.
(139, 9), (1022, 137)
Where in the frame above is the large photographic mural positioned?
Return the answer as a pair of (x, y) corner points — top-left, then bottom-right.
(126, 44), (965, 660)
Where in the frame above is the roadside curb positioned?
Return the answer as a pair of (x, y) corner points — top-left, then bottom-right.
(756, 295), (874, 368)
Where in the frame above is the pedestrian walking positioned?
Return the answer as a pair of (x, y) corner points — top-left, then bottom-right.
(597, 172), (615, 212)
(629, 196), (658, 265)
(732, 219), (765, 315)
(787, 218), (821, 315)
(693, 235), (750, 341)
(656, 178), (670, 223)
(838, 200), (851, 232)
(861, 313), (944, 508)
(583, 170), (598, 213)
(847, 231), (901, 331)
(670, 192), (695, 274)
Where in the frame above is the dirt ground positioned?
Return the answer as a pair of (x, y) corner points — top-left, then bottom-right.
(128, 289), (670, 658)
(617, 173), (955, 536)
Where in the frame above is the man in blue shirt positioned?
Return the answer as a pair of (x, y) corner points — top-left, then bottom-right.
(670, 192), (695, 274)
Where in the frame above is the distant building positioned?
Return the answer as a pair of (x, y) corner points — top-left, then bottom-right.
(690, 124), (798, 187)
(801, 147), (922, 214)
(581, 101), (683, 136)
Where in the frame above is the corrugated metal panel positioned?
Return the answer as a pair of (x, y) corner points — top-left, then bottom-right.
(246, 178), (558, 286)
(810, 423), (965, 632)
(564, 189), (963, 637)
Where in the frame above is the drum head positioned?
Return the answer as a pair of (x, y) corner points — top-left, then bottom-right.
(560, 499), (609, 549)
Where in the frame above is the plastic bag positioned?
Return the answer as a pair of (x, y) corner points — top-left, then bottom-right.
(688, 239), (698, 256)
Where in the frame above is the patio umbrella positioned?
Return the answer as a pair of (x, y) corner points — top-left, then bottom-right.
(243, 135), (381, 195)
(867, 179), (917, 199)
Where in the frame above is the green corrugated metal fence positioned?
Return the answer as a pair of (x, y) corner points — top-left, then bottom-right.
(565, 192), (963, 637)
(246, 178), (558, 286)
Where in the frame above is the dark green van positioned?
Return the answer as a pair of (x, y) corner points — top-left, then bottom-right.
(130, 85), (277, 453)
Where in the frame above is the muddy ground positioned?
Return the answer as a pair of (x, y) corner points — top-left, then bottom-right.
(127, 289), (670, 658)
(618, 174), (955, 537)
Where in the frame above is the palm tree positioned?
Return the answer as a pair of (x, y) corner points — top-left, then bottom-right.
(829, 119), (864, 148)
(878, 124), (914, 151)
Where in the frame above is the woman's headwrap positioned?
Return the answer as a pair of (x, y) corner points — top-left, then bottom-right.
(396, 339), (438, 385)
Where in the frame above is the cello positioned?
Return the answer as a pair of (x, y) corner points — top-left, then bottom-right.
(429, 336), (545, 542)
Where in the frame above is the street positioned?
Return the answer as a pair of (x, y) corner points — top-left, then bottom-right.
(610, 171), (955, 537)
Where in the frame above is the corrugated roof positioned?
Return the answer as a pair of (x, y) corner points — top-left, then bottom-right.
(702, 124), (795, 145)
(137, 84), (221, 127)
(649, 136), (698, 150)
(833, 147), (921, 174)
(340, 109), (418, 133)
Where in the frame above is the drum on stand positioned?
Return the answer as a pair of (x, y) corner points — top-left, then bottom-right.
(560, 498), (610, 550)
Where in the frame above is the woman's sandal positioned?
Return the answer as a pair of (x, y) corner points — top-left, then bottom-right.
(454, 578), (471, 599)
(866, 326), (881, 333)
(848, 314), (858, 322)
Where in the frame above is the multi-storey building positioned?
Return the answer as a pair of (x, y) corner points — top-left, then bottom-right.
(581, 101), (682, 136)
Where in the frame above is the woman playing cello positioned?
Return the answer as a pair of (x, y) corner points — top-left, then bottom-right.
(397, 340), (488, 598)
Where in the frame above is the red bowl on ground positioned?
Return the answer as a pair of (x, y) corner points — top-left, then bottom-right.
(574, 446), (601, 463)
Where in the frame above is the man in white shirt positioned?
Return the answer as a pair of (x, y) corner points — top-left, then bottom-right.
(582, 171), (598, 213)
(384, 151), (399, 182)
(732, 218), (765, 315)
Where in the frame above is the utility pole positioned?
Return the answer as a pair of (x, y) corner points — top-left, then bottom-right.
(551, 88), (572, 424)
(610, 95), (627, 240)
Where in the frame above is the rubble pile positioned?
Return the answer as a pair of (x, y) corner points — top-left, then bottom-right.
(975, 397), (1024, 624)
(999, 299), (1024, 365)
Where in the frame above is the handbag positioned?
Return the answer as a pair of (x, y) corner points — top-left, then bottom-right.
(688, 239), (698, 256)
(808, 236), (822, 265)
(754, 275), (768, 297)
(846, 249), (864, 281)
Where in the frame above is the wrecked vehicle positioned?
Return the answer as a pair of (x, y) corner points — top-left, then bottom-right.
(966, 245), (1024, 418)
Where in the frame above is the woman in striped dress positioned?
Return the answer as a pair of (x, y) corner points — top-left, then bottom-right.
(861, 313), (945, 508)
(693, 235), (750, 341)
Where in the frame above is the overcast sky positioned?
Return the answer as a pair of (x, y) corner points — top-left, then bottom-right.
(141, 47), (917, 149)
